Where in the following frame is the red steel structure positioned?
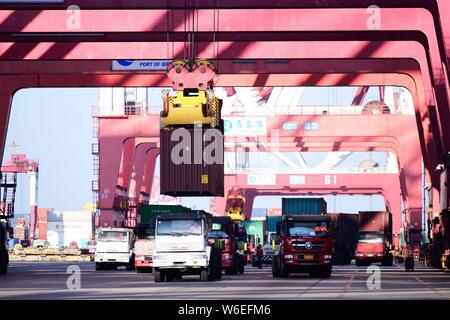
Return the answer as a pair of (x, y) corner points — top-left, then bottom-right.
(1, 154), (39, 241)
(0, 1), (449, 261)
(95, 113), (420, 247)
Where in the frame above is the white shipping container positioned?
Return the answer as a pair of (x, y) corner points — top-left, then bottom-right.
(46, 211), (93, 248)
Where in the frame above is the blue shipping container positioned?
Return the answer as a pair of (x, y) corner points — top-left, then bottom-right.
(282, 198), (327, 215)
(266, 216), (282, 233)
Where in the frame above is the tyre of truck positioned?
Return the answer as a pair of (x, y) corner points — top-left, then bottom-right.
(0, 222), (10, 275)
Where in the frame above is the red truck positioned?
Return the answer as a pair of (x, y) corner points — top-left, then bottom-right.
(355, 211), (394, 266)
(208, 217), (245, 275)
(134, 223), (155, 273)
(272, 215), (333, 278)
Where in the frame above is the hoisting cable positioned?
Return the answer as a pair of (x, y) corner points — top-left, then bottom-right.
(184, 0), (187, 61)
(166, 0), (170, 62)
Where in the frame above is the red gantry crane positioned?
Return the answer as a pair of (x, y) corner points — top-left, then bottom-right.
(1, 153), (39, 242)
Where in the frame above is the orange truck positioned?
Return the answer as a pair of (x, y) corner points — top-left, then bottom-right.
(355, 211), (394, 266)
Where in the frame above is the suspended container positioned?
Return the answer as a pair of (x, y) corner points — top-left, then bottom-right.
(160, 127), (224, 197)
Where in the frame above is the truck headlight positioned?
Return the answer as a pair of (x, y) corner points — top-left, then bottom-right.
(223, 254), (233, 261)
(324, 255), (332, 260)
(284, 254), (294, 259)
(356, 253), (363, 257)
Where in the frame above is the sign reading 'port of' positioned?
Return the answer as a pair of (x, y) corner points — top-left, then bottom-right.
(112, 60), (170, 71)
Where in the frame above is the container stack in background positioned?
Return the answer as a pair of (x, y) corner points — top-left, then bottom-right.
(46, 210), (94, 249)
(9, 217), (29, 247)
(34, 208), (53, 241)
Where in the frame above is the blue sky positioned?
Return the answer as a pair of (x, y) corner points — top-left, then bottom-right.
(4, 87), (389, 216)
(4, 88), (96, 213)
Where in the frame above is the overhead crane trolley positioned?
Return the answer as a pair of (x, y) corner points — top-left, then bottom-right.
(161, 60), (223, 130)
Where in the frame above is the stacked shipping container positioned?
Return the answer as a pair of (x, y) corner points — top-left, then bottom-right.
(46, 211), (94, 248)
(281, 198), (327, 215)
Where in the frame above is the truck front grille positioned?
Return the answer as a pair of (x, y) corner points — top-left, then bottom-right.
(292, 242), (324, 251)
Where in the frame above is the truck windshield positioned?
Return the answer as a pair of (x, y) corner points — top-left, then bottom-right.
(98, 231), (129, 242)
(157, 219), (203, 236)
(287, 221), (329, 237)
(207, 231), (230, 239)
(358, 232), (384, 243)
(137, 224), (154, 239)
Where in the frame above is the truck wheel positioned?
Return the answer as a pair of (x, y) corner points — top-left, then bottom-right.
(231, 257), (239, 275)
(320, 267), (332, 278)
(215, 267), (222, 280)
(355, 259), (362, 267)
(166, 271), (175, 282)
(200, 269), (209, 282)
(280, 260), (289, 278)
(424, 255), (431, 268)
(382, 254), (393, 267)
(215, 252), (223, 280)
(175, 271), (183, 281)
(154, 270), (164, 283)
(0, 250), (8, 275)
(208, 265), (216, 281)
(95, 263), (104, 271)
(238, 258), (245, 274)
(272, 256), (280, 277)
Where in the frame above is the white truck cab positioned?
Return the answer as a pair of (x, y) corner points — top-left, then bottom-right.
(152, 212), (222, 282)
(94, 227), (135, 271)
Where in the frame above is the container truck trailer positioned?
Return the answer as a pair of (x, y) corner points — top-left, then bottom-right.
(208, 216), (245, 275)
(329, 213), (360, 265)
(272, 215), (333, 278)
(152, 211), (222, 282)
(355, 211), (394, 266)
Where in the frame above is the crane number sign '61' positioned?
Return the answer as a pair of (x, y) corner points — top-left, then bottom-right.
(324, 175), (337, 185)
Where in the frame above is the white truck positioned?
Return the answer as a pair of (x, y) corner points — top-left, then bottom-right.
(152, 212), (222, 282)
(94, 227), (135, 271)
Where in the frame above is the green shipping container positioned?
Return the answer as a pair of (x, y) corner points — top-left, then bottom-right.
(139, 204), (192, 225)
(282, 198), (327, 215)
(243, 220), (265, 245)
